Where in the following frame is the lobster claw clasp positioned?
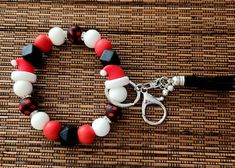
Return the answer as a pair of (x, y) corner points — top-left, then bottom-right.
(142, 92), (167, 126)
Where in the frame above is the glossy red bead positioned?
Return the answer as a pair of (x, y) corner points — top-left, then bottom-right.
(78, 124), (95, 144)
(34, 35), (53, 53)
(95, 39), (112, 57)
(43, 121), (62, 140)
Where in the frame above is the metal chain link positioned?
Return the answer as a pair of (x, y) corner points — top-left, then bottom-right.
(135, 77), (174, 92)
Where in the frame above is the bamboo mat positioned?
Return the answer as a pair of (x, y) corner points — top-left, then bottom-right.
(0, 0), (235, 167)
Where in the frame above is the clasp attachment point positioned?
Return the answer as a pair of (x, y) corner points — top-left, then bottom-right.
(104, 77), (173, 126)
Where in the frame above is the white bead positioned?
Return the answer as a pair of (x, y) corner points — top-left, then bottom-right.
(167, 85), (174, 92)
(109, 87), (127, 103)
(162, 89), (169, 96)
(48, 27), (65, 46)
(83, 29), (101, 48)
(31, 111), (50, 130)
(13, 81), (33, 98)
(92, 118), (110, 137)
(159, 96), (164, 101)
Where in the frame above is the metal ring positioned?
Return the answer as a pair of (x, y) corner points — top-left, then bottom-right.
(104, 80), (141, 108)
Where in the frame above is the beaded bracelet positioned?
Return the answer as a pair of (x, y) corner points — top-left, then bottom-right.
(11, 26), (127, 146)
(12, 25), (233, 146)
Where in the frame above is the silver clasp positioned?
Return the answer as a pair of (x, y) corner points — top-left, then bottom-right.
(141, 92), (167, 126)
(104, 77), (175, 126)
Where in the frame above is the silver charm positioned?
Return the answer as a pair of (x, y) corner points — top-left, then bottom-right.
(104, 77), (176, 126)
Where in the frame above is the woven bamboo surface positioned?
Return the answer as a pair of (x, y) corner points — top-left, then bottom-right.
(0, 0), (235, 167)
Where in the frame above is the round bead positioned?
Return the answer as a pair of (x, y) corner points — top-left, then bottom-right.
(92, 118), (110, 137)
(77, 124), (95, 144)
(67, 25), (82, 44)
(167, 85), (174, 92)
(59, 125), (78, 146)
(83, 29), (101, 48)
(31, 111), (50, 130)
(95, 39), (112, 57)
(34, 34), (53, 53)
(109, 87), (127, 103)
(43, 121), (62, 140)
(19, 97), (38, 115)
(162, 89), (169, 96)
(48, 27), (65, 46)
(13, 80), (33, 98)
(105, 104), (122, 122)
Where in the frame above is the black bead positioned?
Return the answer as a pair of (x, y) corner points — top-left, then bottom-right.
(67, 25), (83, 44)
(99, 50), (120, 67)
(21, 44), (43, 67)
(59, 125), (78, 146)
(105, 104), (122, 122)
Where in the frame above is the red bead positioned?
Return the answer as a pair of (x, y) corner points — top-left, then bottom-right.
(95, 39), (112, 57)
(43, 121), (62, 140)
(34, 35), (53, 53)
(105, 104), (122, 122)
(77, 124), (95, 144)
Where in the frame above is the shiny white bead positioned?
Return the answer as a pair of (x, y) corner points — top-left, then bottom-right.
(167, 85), (174, 92)
(31, 111), (50, 130)
(159, 96), (164, 101)
(48, 27), (65, 46)
(162, 89), (169, 96)
(92, 117), (110, 137)
(109, 87), (127, 103)
(13, 80), (33, 98)
(83, 29), (101, 48)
